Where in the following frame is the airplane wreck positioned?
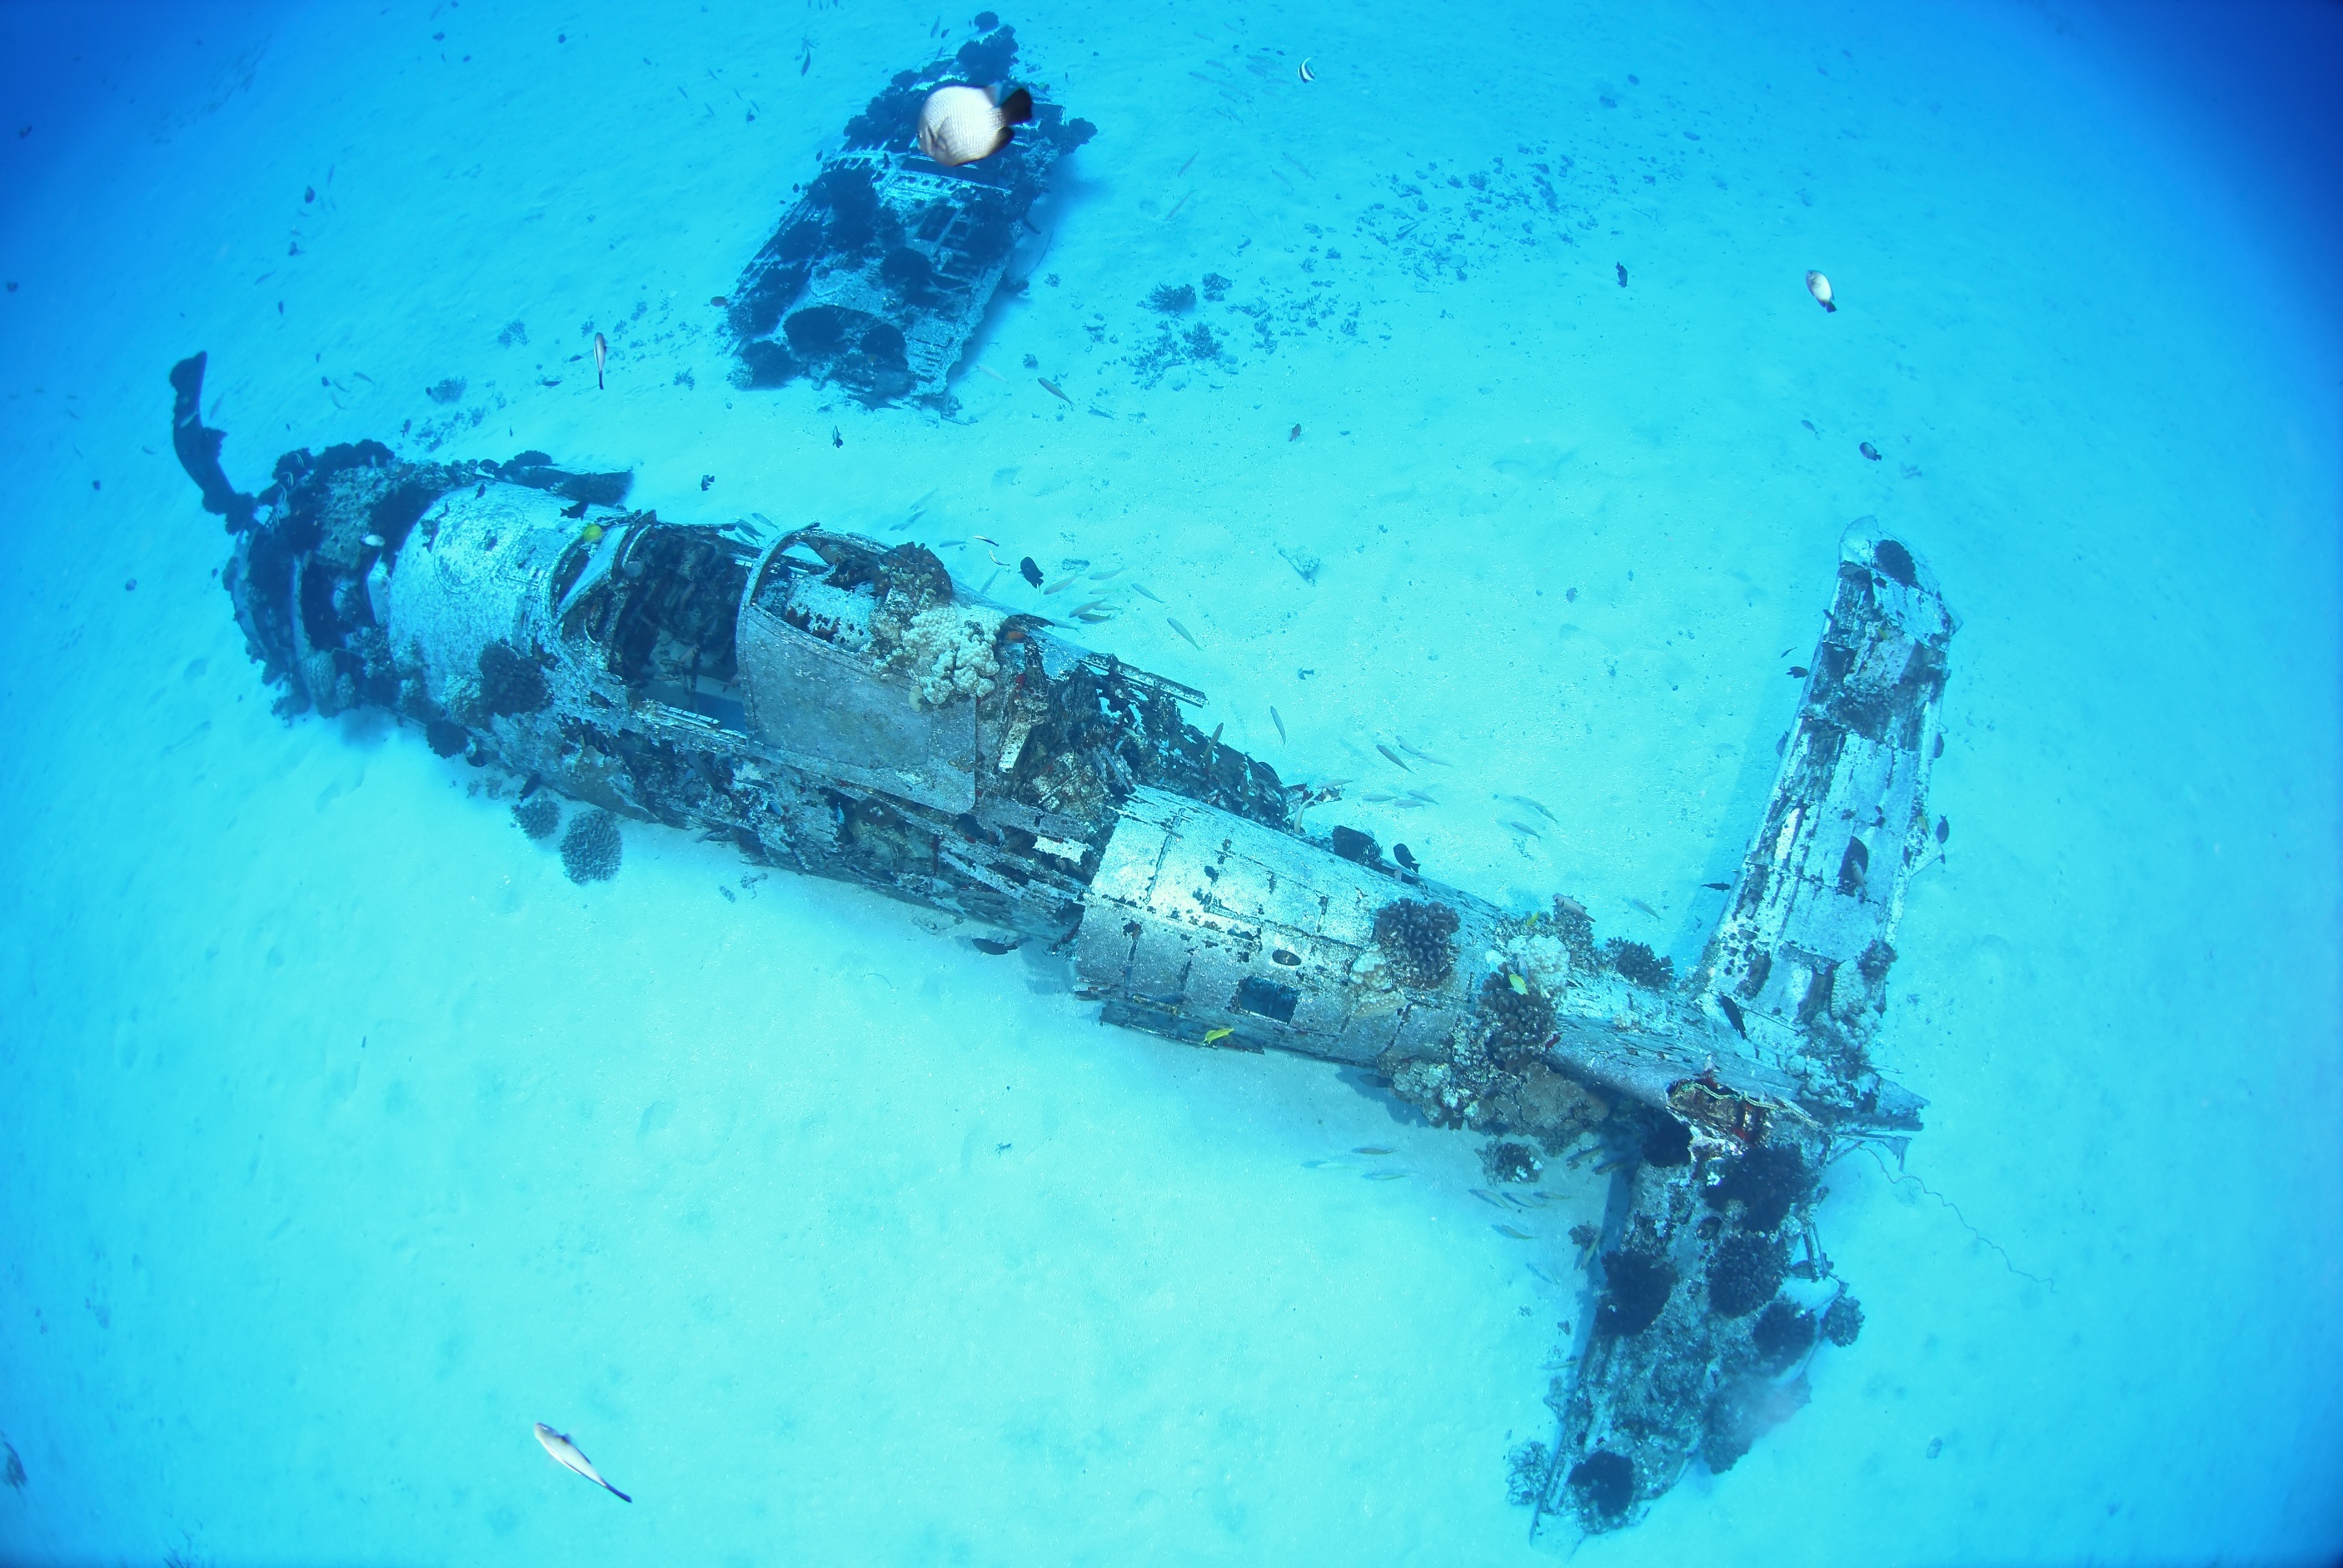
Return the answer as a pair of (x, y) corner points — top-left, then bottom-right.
(724, 20), (1094, 404)
(170, 349), (1955, 1539)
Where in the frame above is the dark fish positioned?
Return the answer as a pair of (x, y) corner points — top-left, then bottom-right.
(561, 498), (590, 519)
(1702, 881), (1730, 890)
(831, 426), (844, 448)
(1788, 665), (1809, 679)
(1616, 262), (1628, 287)
(1289, 423), (1302, 441)
(1393, 843), (1418, 873)
(1936, 816), (1950, 844)
(1859, 441), (1882, 460)
(710, 295), (729, 306)
(971, 936), (1022, 955)
(1019, 556), (1044, 588)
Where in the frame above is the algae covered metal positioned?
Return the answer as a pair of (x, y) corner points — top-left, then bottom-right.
(725, 21), (1094, 402)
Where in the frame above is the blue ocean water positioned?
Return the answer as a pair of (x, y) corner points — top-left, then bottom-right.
(2, 0), (2337, 1562)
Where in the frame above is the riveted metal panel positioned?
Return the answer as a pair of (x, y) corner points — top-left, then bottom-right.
(735, 601), (979, 814)
(1078, 788), (1502, 1065)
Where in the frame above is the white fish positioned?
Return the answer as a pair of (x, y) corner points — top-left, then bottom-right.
(592, 332), (608, 389)
(534, 1422), (631, 1503)
(915, 84), (1034, 168)
(1805, 271), (1836, 313)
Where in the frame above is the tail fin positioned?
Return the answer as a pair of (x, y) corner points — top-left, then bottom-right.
(606, 1483), (633, 1503)
(1823, 301), (1837, 313)
(996, 86), (1033, 125)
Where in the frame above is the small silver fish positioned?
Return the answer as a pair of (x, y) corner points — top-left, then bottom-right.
(1071, 597), (1110, 615)
(1363, 789), (1398, 803)
(592, 332), (608, 391)
(1628, 898), (1659, 919)
(1270, 706), (1287, 743)
(1469, 1189), (1508, 1210)
(1044, 577), (1074, 595)
(1353, 1146), (1395, 1156)
(1089, 565), (1124, 580)
(1301, 1158), (1351, 1170)
(1365, 1170), (1408, 1182)
(1492, 1224), (1534, 1241)
(1132, 584), (1163, 603)
(1503, 819), (1543, 839)
(1376, 744), (1411, 771)
(1495, 793), (1558, 822)
(533, 1422), (631, 1502)
(915, 83), (1034, 167)
(1397, 739), (1453, 766)
(1167, 617), (1200, 649)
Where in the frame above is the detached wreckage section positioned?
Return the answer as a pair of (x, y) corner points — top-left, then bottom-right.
(725, 21), (1093, 403)
(171, 352), (1954, 1540)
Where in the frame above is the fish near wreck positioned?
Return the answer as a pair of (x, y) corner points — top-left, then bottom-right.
(169, 351), (1957, 1542)
(916, 82), (1034, 167)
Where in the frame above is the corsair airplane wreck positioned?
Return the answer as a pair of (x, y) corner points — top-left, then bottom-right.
(169, 347), (1954, 1539)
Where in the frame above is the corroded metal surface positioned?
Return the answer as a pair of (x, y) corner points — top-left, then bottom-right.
(172, 353), (1951, 1541)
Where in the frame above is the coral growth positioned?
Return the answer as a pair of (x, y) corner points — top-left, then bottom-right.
(1749, 1299), (1817, 1372)
(1373, 898), (1459, 988)
(1480, 1139), (1543, 1185)
(1505, 1441), (1551, 1507)
(1145, 282), (1197, 313)
(477, 640), (551, 717)
(886, 605), (1003, 709)
(1596, 1248), (1677, 1337)
(511, 795), (561, 841)
(1602, 938), (1675, 990)
(1566, 1451), (1636, 1522)
(1478, 971), (1555, 1068)
(560, 809), (623, 884)
(1706, 1143), (1808, 1234)
(1821, 1293), (1865, 1347)
(1548, 896), (1598, 970)
(1706, 1232), (1787, 1319)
